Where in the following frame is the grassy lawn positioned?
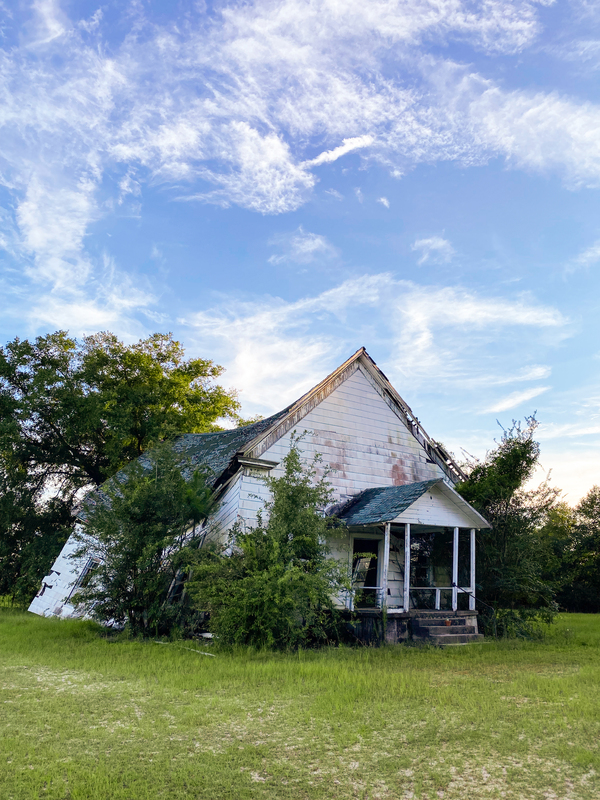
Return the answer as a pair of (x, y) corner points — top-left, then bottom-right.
(1, 612), (599, 800)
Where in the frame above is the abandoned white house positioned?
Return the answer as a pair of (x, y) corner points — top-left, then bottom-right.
(29, 348), (490, 643)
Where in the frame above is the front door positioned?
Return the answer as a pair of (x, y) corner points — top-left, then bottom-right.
(352, 538), (380, 608)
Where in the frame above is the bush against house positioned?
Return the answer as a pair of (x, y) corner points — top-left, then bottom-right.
(72, 444), (214, 636)
(188, 437), (350, 650)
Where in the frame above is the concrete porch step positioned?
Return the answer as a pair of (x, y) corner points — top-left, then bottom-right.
(414, 632), (484, 646)
(411, 611), (482, 646)
(413, 624), (477, 636)
(413, 617), (469, 627)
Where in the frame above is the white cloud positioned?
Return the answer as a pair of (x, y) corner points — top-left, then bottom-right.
(354, 188), (364, 203)
(550, 39), (600, 71)
(0, 0), (575, 237)
(181, 274), (568, 412)
(1, 0), (600, 335)
(30, 0), (67, 44)
(482, 386), (550, 414)
(458, 364), (552, 390)
(8, 253), (157, 341)
(412, 236), (455, 265)
(469, 84), (600, 188)
(305, 135), (374, 167)
(268, 226), (337, 265)
(566, 239), (600, 273)
(377, 196), (390, 208)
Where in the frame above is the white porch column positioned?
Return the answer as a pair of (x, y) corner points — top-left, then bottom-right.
(403, 523), (411, 611)
(382, 522), (390, 609)
(452, 526), (459, 611)
(469, 528), (476, 611)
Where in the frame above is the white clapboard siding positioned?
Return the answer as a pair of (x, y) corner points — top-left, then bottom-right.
(206, 473), (243, 541)
(395, 485), (477, 528)
(234, 470), (273, 529)
(258, 365), (444, 505)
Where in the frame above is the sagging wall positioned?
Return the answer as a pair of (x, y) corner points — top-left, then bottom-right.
(28, 524), (90, 618)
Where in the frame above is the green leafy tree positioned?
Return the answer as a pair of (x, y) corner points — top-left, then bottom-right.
(0, 330), (238, 602)
(456, 417), (559, 636)
(72, 444), (214, 636)
(556, 487), (600, 612)
(0, 471), (71, 604)
(188, 436), (349, 649)
(537, 502), (578, 601)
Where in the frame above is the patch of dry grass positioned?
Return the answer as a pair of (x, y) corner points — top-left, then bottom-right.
(1, 611), (599, 799)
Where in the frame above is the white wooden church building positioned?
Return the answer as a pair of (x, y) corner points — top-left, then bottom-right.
(30, 348), (490, 642)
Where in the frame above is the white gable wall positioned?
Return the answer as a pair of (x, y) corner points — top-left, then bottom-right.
(247, 365), (444, 521)
(395, 485), (481, 528)
(206, 472), (243, 540)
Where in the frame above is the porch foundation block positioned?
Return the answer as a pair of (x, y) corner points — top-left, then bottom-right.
(341, 609), (480, 645)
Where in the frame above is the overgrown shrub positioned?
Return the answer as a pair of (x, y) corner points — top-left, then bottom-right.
(72, 443), (213, 636)
(187, 436), (350, 649)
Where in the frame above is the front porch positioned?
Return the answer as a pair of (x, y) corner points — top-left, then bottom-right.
(331, 478), (491, 622)
(347, 522), (477, 613)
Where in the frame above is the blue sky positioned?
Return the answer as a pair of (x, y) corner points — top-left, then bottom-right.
(1, 0), (600, 502)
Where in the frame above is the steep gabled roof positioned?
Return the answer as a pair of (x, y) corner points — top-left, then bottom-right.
(172, 347), (465, 491)
(78, 347), (467, 521)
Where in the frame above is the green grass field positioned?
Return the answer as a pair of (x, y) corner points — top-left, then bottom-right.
(1, 611), (599, 800)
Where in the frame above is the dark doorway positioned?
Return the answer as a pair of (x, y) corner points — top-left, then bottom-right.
(352, 538), (380, 608)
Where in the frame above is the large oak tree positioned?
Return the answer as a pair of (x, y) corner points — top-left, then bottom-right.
(0, 331), (239, 602)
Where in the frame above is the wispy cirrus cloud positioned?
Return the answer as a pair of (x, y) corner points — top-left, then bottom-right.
(268, 227), (338, 265)
(412, 236), (455, 265)
(482, 386), (551, 413)
(0, 0), (599, 339)
(305, 136), (374, 167)
(566, 239), (600, 273)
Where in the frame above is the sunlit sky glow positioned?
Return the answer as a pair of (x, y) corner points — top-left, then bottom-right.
(2, 0), (600, 502)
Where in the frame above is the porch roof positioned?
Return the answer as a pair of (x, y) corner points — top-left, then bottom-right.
(333, 479), (442, 525)
(332, 479), (491, 528)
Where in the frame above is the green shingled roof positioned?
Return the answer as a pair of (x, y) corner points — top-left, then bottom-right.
(77, 406), (291, 522)
(172, 404), (291, 486)
(335, 479), (443, 525)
